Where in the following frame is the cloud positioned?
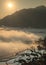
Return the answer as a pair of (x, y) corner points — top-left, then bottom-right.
(0, 28), (42, 42)
(0, 28), (42, 59)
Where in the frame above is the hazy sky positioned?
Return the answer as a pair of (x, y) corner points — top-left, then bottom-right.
(0, 0), (46, 19)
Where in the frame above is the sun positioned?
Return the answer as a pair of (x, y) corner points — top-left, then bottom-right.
(4, 1), (17, 15)
(8, 2), (13, 8)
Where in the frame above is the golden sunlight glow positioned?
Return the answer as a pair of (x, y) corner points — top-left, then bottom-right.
(1, 0), (18, 18)
(7, 2), (13, 8)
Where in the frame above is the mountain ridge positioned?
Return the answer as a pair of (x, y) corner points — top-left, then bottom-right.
(0, 5), (46, 28)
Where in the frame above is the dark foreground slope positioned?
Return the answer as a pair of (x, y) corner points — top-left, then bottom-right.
(0, 49), (46, 65)
(0, 37), (46, 65)
(0, 6), (46, 28)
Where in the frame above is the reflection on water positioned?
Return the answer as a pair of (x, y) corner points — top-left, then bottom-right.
(0, 27), (46, 65)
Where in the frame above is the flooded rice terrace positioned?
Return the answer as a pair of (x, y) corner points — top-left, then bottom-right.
(0, 27), (46, 65)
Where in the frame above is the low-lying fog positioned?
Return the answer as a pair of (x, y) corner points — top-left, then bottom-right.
(0, 27), (46, 60)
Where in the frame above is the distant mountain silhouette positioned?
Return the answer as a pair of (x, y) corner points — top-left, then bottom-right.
(0, 6), (46, 28)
